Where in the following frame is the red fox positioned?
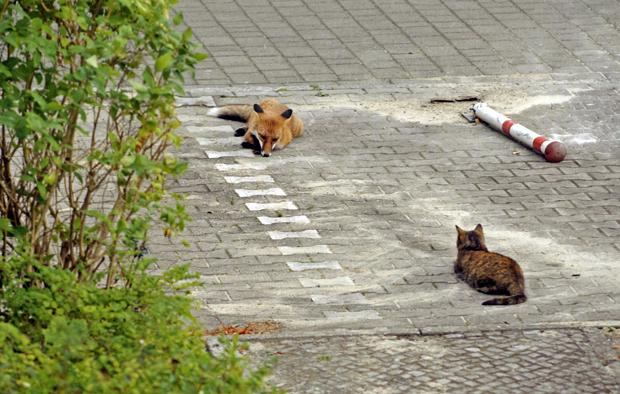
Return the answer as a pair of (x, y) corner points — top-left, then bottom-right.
(207, 98), (303, 157)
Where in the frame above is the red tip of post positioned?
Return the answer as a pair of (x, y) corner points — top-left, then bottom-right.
(544, 141), (567, 163)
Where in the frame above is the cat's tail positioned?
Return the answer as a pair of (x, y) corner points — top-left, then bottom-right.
(482, 294), (527, 306)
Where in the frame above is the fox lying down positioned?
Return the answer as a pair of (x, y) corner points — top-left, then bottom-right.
(208, 98), (303, 157)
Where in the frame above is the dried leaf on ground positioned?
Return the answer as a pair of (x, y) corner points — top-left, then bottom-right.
(206, 321), (283, 336)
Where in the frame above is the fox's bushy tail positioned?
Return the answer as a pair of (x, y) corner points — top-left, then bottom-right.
(482, 294), (527, 306)
(207, 105), (253, 122)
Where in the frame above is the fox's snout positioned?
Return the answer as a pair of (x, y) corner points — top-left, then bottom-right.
(261, 136), (273, 157)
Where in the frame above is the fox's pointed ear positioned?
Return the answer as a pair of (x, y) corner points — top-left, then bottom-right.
(474, 223), (483, 232)
(253, 104), (264, 113)
(281, 108), (293, 119)
(455, 225), (464, 234)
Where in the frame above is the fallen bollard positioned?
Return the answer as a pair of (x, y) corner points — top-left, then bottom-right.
(473, 102), (567, 163)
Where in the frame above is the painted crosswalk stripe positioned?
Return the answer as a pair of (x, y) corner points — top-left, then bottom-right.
(177, 114), (207, 123)
(205, 150), (255, 159)
(268, 230), (320, 240)
(235, 188), (286, 197)
(176, 96), (216, 107)
(286, 261), (342, 271)
(299, 277), (354, 287)
(257, 215), (310, 225)
(224, 175), (274, 184)
(196, 137), (241, 146)
(278, 245), (331, 255)
(311, 293), (370, 305)
(186, 125), (235, 134)
(215, 163), (267, 171)
(245, 201), (298, 211)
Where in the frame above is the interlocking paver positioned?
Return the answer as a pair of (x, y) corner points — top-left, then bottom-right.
(165, 0), (620, 391)
(246, 329), (619, 393)
(167, 81), (620, 334)
(178, 0), (620, 85)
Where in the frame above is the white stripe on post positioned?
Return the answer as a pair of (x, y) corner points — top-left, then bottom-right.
(473, 102), (567, 163)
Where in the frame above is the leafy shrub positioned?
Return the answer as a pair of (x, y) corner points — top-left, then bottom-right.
(0, 261), (274, 393)
(0, 1), (275, 392)
(0, 0), (198, 284)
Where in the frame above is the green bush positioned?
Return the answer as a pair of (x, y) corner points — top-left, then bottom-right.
(0, 1), (276, 392)
(0, 261), (274, 393)
(0, 0), (198, 284)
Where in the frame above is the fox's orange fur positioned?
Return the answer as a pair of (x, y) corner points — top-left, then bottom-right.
(208, 98), (303, 157)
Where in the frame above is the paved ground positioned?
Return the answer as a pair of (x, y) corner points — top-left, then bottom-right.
(178, 0), (620, 85)
(248, 328), (619, 393)
(154, 0), (620, 391)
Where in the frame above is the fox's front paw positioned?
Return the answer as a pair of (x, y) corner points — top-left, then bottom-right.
(235, 127), (247, 137)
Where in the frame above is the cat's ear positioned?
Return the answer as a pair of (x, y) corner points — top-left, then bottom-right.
(474, 224), (483, 233)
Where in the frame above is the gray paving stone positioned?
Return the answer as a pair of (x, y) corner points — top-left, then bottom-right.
(246, 329), (619, 393)
(159, 1), (620, 391)
(181, 0), (620, 85)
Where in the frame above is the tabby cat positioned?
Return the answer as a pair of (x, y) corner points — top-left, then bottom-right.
(455, 224), (527, 305)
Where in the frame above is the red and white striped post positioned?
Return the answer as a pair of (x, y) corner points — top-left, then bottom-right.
(473, 102), (567, 163)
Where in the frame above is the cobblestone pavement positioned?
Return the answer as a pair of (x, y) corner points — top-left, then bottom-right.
(246, 329), (619, 393)
(160, 0), (620, 391)
(164, 80), (620, 335)
(177, 0), (620, 85)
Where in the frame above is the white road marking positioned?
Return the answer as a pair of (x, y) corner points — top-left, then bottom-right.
(186, 125), (235, 134)
(245, 201), (298, 211)
(311, 293), (370, 305)
(196, 137), (241, 146)
(176, 96), (216, 107)
(205, 150), (255, 158)
(286, 261), (342, 271)
(235, 188), (286, 197)
(224, 175), (274, 184)
(299, 277), (354, 287)
(278, 245), (332, 255)
(257, 215), (310, 225)
(177, 114), (207, 122)
(215, 163), (267, 171)
(268, 230), (321, 240)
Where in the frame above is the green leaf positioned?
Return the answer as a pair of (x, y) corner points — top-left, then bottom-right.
(0, 218), (11, 232)
(172, 13), (184, 25)
(155, 52), (173, 71)
(85, 55), (98, 68)
(191, 52), (208, 61)
(182, 28), (192, 42)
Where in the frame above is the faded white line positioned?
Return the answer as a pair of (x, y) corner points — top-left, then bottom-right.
(177, 114), (207, 122)
(186, 125), (235, 134)
(311, 293), (370, 305)
(268, 230), (321, 240)
(235, 188), (286, 197)
(286, 261), (342, 271)
(215, 163), (267, 171)
(196, 137), (241, 146)
(205, 150), (255, 159)
(324, 310), (381, 320)
(278, 245), (332, 255)
(299, 277), (354, 287)
(224, 175), (274, 184)
(246, 201), (298, 211)
(176, 96), (216, 107)
(257, 215), (310, 225)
